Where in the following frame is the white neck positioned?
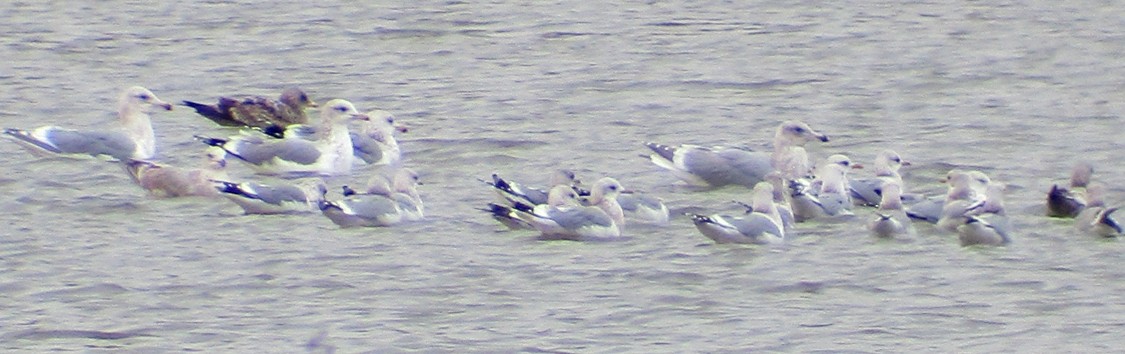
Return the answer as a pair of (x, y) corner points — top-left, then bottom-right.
(119, 103), (155, 159)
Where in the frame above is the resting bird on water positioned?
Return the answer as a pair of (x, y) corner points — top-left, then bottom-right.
(183, 87), (317, 128)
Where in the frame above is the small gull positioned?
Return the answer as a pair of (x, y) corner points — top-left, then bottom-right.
(182, 87), (317, 128)
(351, 109), (406, 166)
(579, 177), (627, 231)
(868, 181), (915, 239)
(907, 169), (987, 223)
(346, 168), (424, 221)
(488, 183), (622, 240)
(196, 99), (369, 177)
(849, 149), (910, 206)
(644, 121), (829, 188)
(1074, 184), (1121, 238)
(213, 178), (328, 215)
(484, 181), (580, 231)
(615, 192), (671, 226)
(123, 147), (229, 198)
(789, 160), (855, 222)
(260, 109), (408, 166)
(689, 182), (784, 245)
(4, 86), (173, 161)
(1046, 161), (1093, 218)
(934, 170), (991, 230)
(319, 192), (404, 228)
(958, 183), (1011, 246)
(485, 169), (580, 206)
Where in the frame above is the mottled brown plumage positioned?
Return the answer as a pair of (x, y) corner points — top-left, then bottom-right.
(183, 87), (317, 128)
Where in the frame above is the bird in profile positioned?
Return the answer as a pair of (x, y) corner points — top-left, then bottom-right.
(183, 87), (317, 128)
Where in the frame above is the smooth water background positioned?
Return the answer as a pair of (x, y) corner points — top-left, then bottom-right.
(1, 1), (1123, 352)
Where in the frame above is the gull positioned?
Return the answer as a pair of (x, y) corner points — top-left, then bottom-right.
(196, 99), (369, 177)
(935, 170), (991, 230)
(182, 87), (317, 128)
(260, 109), (408, 166)
(213, 178), (328, 215)
(123, 147), (229, 198)
(689, 182), (784, 245)
(4, 86), (172, 161)
(644, 121), (829, 188)
(484, 169), (580, 206)
(1047, 162), (1094, 218)
(868, 182), (915, 239)
(788, 160), (855, 222)
(616, 192), (670, 226)
(907, 169), (988, 223)
(487, 181), (624, 240)
(484, 180), (581, 230)
(346, 168), (424, 221)
(849, 150), (910, 206)
(319, 187), (405, 228)
(1074, 184), (1122, 238)
(957, 183), (1011, 246)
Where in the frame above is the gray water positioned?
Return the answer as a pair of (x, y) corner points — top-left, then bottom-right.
(1, 1), (1123, 352)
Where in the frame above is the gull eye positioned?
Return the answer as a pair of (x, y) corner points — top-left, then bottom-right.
(386, 117), (395, 124)
(335, 105), (349, 112)
(137, 93), (151, 100)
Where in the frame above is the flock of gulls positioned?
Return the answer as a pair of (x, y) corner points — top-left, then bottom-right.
(3, 86), (1120, 246)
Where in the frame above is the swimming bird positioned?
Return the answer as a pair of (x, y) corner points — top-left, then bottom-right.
(616, 192), (670, 225)
(1046, 162), (1094, 218)
(957, 183), (1011, 246)
(319, 193), (404, 228)
(260, 109), (408, 166)
(123, 147), (229, 198)
(4, 86), (173, 161)
(484, 181), (581, 230)
(957, 215), (1011, 246)
(789, 161), (855, 221)
(849, 149), (909, 206)
(488, 184), (622, 240)
(485, 169), (581, 206)
(644, 121), (829, 188)
(579, 177), (627, 230)
(935, 171), (991, 231)
(908, 169), (988, 224)
(213, 178), (328, 215)
(1074, 184), (1122, 238)
(182, 87), (317, 128)
(868, 182), (914, 239)
(195, 99), (369, 177)
(351, 109), (406, 166)
(689, 182), (785, 245)
(350, 168), (424, 221)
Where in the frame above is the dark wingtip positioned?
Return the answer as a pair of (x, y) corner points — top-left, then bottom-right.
(258, 124), (287, 139)
(193, 135), (226, 147)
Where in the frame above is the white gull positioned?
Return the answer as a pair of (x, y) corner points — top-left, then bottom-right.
(196, 99), (368, 177)
(644, 120), (829, 188)
(4, 86), (172, 161)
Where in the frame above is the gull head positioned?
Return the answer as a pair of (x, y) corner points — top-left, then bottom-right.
(121, 86), (172, 112)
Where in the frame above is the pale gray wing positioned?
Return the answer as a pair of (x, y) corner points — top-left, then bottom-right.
(245, 182), (314, 205)
(545, 207), (614, 230)
(230, 138), (322, 165)
(350, 131), (383, 164)
(849, 177), (885, 206)
(727, 213), (784, 243)
(906, 196), (944, 223)
(682, 148), (771, 188)
(7, 128), (136, 160)
(338, 196), (401, 221)
(818, 193), (853, 216)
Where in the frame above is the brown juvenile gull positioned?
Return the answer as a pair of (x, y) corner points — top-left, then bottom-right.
(183, 87), (317, 128)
